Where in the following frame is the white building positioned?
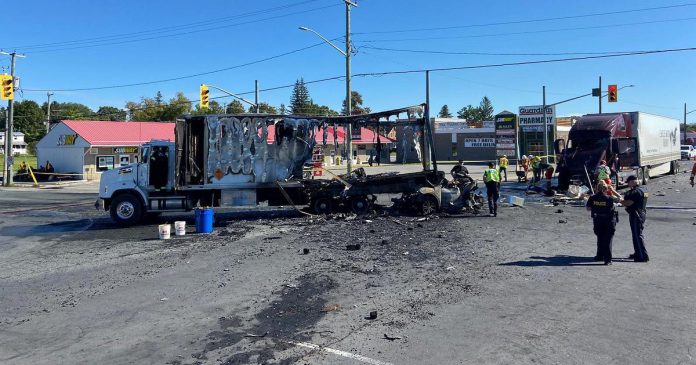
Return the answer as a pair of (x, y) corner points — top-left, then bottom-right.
(0, 131), (29, 155)
(35, 120), (174, 179)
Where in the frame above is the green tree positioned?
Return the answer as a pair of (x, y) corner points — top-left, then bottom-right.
(226, 100), (245, 114)
(479, 96), (494, 120)
(127, 91), (191, 121)
(14, 100), (46, 150)
(438, 105), (453, 118)
(341, 90), (370, 115)
(248, 102), (277, 114)
(192, 100), (225, 115)
(290, 78), (312, 114)
(457, 105), (481, 121)
(279, 103), (287, 115)
(44, 102), (93, 120)
(96, 106), (126, 121)
(309, 102), (339, 116)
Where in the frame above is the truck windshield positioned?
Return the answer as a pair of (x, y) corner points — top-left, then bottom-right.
(572, 137), (608, 151)
(141, 146), (150, 162)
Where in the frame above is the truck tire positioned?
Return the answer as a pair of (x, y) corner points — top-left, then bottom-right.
(312, 197), (333, 215)
(670, 161), (679, 175)
(110, 193), (144, 226)
(350, 196), (371, 215)
(641, 167), (649, 185)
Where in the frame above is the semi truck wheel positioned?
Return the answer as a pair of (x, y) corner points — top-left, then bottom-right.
(110, 193), (144, 226)
(640, 167), (649, 185)
(350, 196), (371, 215)
(312, 197), (333, 215)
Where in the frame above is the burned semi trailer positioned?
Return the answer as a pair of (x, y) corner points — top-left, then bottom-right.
(97, 105), (432, 225)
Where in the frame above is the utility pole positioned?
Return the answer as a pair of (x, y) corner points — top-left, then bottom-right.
(424, 70), (437, 172)
(598, 76), (602, 114)
(46, 92), (54, 133)
(685, 103), (688, 145)
(255, 80), (260, 113)
(345, 0), (353, 174)
(2, 52), (25, 186)
(543, 85), (549, 163)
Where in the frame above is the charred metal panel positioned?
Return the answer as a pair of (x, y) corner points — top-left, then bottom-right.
(206, 116), (320, 184)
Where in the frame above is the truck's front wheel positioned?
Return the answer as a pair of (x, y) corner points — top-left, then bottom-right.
(110, 193), (143, 226)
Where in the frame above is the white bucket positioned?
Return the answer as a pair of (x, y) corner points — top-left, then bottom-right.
(174, 221), (186, 236)
(158, 224), (171, 239)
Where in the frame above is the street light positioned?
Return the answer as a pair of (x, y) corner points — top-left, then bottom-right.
(299, 0), (355, 174)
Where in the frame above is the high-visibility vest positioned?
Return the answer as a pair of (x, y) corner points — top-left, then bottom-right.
(531, 156), (541, 168)
(484, 168), (500, 183)
(598, 165), (610, 180)
(499, 157), (509, 168)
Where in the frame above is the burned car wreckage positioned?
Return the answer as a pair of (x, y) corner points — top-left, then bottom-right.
(97, 104), (483, 225)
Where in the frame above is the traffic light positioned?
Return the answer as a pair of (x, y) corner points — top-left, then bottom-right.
(608, 84), (618, 103)
(199, 84), (209, 109)
(1, 75), (13, 100)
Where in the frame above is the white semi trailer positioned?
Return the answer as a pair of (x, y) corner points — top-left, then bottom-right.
(555, 111), (681, 189)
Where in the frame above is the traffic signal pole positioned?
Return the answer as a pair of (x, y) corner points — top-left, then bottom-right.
(3, 52), (18, 186)
(598, 76), (602, 114)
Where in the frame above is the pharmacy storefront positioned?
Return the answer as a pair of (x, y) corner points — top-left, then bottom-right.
(518, 105), (556, 159)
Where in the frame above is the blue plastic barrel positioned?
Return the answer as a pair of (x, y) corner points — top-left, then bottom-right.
(195, 208), (214, 234)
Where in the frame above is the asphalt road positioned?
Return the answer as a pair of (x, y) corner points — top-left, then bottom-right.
(0, 164), (694, 365)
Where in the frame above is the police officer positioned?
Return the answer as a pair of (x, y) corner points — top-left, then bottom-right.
(586, 181), (619, 265)
(483, 162), (501, 217)
(623, 175), (649, 262)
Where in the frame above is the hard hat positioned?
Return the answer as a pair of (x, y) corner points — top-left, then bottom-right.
(502, 154), (507, 157)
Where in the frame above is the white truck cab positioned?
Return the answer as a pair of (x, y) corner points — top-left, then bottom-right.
(97, 140), (179, 225)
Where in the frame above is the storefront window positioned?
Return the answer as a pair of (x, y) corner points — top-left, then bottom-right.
(97, 156), (115, 171)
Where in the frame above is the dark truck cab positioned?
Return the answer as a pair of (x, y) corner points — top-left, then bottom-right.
(555, 113), (636, 191)
(555, 112), (680, 191)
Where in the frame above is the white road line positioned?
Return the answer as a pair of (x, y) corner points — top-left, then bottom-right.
(292, 342), (393, 365)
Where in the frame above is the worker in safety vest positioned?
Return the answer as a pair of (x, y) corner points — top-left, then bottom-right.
(520, 155), (530, 182)
(530, 155), (542, 183)
(483, 162), (501, 217)
(596, 160), (621, 199)
(498, 155), (509, 182)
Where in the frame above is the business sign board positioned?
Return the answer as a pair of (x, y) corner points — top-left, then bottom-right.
(114, 147), (139, 154)
(518, 105), (555, 132)
(464, 138), (495, 148)
(495, 114), (517, 157)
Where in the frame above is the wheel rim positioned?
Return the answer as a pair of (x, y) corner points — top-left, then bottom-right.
(351, 198), (369, 214)
(421, 198), (437, 215)
(314, 198), (332, 214)
(117, 201), (135, 219)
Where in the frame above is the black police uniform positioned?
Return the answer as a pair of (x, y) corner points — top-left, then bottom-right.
(587, 192), (618, 264)
(623, 186), (649, 262)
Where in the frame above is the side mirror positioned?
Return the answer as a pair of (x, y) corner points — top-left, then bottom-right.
(553, 139), (565, 154)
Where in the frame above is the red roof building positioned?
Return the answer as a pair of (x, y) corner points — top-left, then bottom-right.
(36, 120), (175, 178)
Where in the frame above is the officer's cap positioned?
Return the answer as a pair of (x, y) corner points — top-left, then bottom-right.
(626, 175), (638, 182)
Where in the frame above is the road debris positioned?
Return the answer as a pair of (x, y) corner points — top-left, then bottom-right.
(302, 248), (310, 255)
(383, 334), (402, 341)
(346, 244), (361, 251)
(244, 332), (268, 338)
(366, 311), (378, 320)
(321, 304), (341, 312)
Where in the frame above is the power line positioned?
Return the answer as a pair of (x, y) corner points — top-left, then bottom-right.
(15, 3), (341, 54)
(352, 3), (696, 35)
(359, 45), (641, 57)
(351, 47), (696, 76)
(357, 17), (696, 43)
(4, 0), (327, 51)
(22, 38), (343, 92)
(33, 46), (696, 120)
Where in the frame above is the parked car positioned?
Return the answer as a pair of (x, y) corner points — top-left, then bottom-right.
(681, 145), (696, 160)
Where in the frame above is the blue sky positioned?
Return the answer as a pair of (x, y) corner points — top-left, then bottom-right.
(4, 0), (696, 121)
